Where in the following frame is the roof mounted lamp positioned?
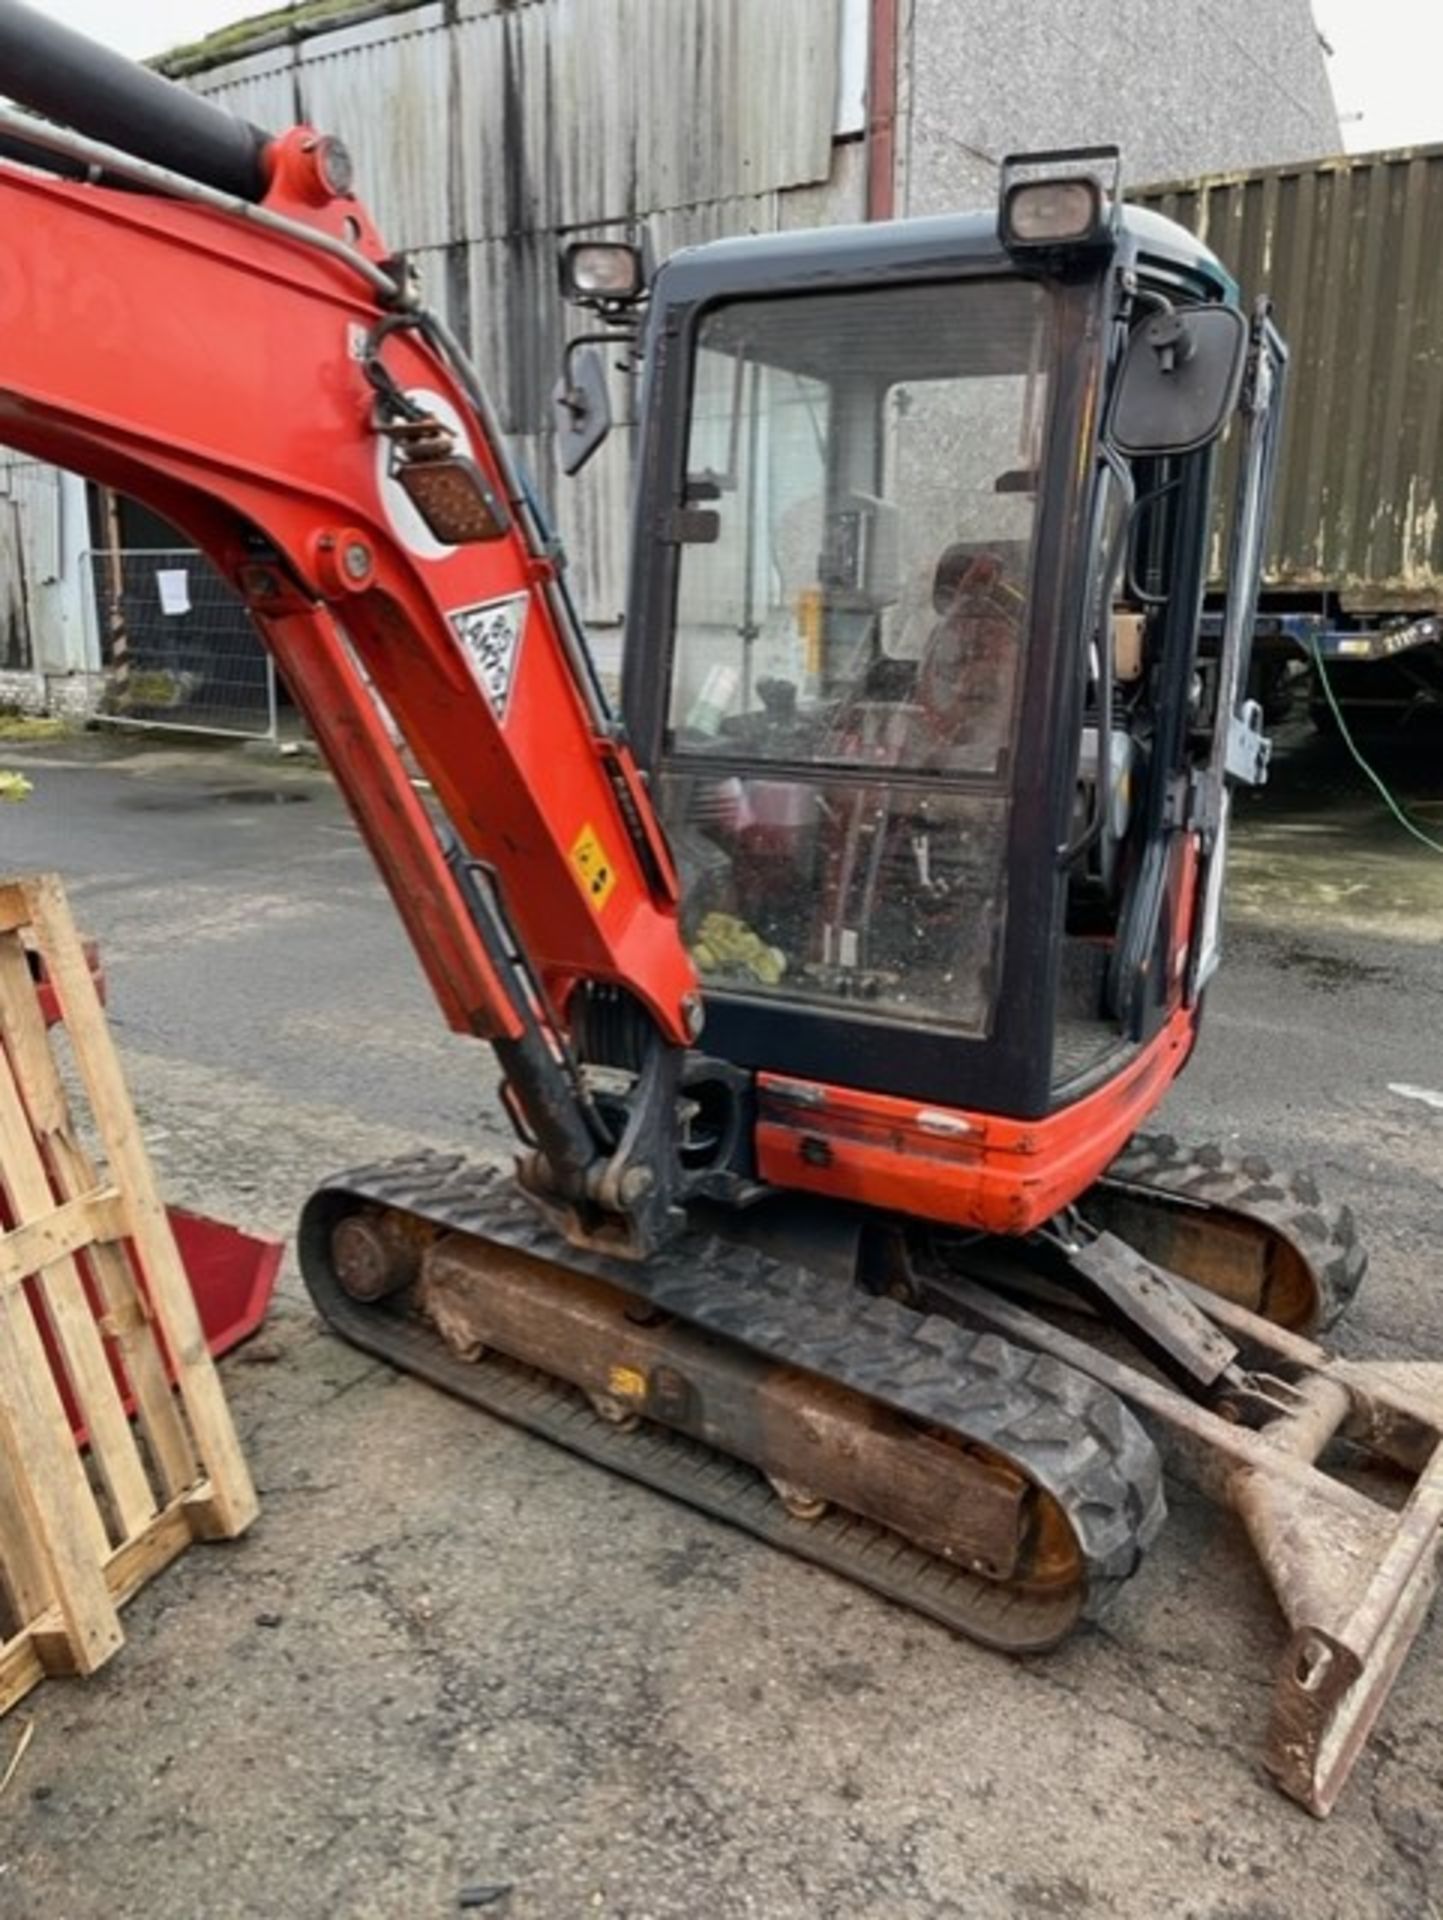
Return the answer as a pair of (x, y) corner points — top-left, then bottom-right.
(999, 145), (1121, 256)
(559, 240), (647, 313)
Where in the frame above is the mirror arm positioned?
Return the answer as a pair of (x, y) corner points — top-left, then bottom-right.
(1123, 277), (1172, 316)
(559, 329), (637, 413)
(1121, 471), (1183, 607)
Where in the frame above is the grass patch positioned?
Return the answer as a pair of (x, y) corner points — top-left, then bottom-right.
(0, 714), (68, 742)
(158, 0), (429, 72)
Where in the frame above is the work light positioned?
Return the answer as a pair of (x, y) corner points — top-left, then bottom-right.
(999, 146), (1119, 254)
(560, 240), (645, 308)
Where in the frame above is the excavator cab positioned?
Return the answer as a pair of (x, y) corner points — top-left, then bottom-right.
(612, 153), (1282, 1228)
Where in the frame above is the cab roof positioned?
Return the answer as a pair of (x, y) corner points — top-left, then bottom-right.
(655, 203), (1237, 307)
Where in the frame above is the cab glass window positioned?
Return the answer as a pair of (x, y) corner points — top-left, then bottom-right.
(668, 278), (1054, 780)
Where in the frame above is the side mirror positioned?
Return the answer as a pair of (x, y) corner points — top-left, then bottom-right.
(551, 345), (611, 476)
(1109, 305), (1247, 457)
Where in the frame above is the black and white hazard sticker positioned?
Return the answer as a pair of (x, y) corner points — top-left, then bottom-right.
(450, 593), (529, 723)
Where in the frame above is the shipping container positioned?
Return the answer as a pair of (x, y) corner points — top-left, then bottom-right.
(1134, 146), (1443, 729)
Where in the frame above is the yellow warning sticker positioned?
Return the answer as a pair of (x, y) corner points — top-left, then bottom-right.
(570, 821), (617, 911)
(608, 1364), (647, 1401)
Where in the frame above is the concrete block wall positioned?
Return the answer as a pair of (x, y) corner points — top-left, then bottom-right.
(898, 0), (1340, 218)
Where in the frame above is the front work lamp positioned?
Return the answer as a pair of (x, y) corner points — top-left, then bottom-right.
(1000, 146), (1120, 255)
(560, 239), (646, 310)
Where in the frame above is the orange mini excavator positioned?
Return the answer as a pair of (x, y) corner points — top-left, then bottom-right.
(0, 1), (1439, 1815)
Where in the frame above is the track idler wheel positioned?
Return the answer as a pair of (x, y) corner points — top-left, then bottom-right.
(331, 1206), (438, 1302)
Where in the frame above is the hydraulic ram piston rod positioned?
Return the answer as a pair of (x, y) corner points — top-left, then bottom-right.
(0, 0), (270, 200)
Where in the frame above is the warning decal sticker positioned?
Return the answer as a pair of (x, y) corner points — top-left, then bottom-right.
(569, 821), (617, 912)
(450, 593), (529, 723)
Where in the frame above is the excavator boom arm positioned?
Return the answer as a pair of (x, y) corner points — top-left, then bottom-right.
(0, 2), (699, 1229)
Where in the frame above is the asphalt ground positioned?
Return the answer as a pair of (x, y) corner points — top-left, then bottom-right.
(0, 722), (1439, 1920)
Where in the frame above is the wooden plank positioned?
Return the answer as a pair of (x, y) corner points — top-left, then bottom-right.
(0, 929), (66, 1134)
(0, 1413), (53, 1628)
(105, 1498), (194, 1603)
(0, 1284), (123, 1674)
(0, 1045), (157, 1539)
(0, 1187), (127, 1298)
(0, 887), (30, 940)
(0, 932), (198, 1499)
(1, 1494), (203, 1716)
(22, 1498), (196, 1660)
(23, 877), (257, 1540)
(0, 1629), (45, 1718)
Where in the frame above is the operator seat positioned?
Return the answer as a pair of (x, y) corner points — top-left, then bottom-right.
(912, 542), (1024, 771)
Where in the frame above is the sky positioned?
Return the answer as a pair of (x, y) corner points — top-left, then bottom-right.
(25, 0), (1443, 156)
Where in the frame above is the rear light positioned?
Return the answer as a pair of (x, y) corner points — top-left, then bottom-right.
(396, 455), (509, 545)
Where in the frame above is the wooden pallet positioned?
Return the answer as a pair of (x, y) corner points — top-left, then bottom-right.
(0, 873), (258, 1714)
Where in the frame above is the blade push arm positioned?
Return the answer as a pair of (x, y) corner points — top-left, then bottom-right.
(0, 5), (700, 1248)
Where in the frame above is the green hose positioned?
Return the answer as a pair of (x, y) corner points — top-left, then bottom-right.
(1309, 636), (1443, 856)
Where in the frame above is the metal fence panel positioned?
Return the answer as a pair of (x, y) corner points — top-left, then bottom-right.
(88, 549), (278, 740)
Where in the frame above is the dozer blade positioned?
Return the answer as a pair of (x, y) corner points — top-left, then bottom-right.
(297, 1151), (1164, 1657)
(1086, 1132), (1367, 1333)
(916, 1256), (1443, 1817)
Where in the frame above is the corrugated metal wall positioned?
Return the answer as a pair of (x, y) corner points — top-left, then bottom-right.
(1136, 147), (1443, 611)
(174, 0), (855, 632)
(0, 461), (61, 671)
(0, 0), (1345, 692)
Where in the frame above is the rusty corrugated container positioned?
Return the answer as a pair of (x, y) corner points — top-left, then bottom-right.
(1135, 145), (1443, 612)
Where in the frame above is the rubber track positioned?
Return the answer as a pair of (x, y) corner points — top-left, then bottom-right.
(298, 1151), (1166, 1650)
(1094, 1132), (1367, 1330)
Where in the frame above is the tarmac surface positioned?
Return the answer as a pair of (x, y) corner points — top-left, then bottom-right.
(0, 722), (1440, 1920)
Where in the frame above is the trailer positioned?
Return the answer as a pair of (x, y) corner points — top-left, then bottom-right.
(1135, 144), (1443, 733)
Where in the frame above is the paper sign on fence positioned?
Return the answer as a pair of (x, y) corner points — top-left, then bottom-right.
(156, 569), (191, 617)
